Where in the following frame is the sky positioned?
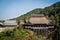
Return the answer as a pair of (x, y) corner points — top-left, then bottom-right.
(0, 0), (60, 20)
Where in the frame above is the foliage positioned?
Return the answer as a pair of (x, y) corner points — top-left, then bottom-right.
(52, 15), (60, 40)
(0, 25), (46, 40)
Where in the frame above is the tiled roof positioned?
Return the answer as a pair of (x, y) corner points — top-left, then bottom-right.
(27, 14), (51, 24)
(4, 20), (17, 25)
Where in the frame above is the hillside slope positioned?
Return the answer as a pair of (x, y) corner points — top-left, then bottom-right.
(12, 8), (43, 22)
(12, 2), (60, 22)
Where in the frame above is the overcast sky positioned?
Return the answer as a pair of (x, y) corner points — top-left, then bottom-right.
(0, 0), (60, 20)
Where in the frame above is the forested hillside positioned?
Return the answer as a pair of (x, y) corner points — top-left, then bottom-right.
(13, 2), (60, 21)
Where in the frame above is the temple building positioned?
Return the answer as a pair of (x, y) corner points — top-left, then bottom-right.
(20, 14), (54, 38)
(0, 20), (17, 32)
(4, 20), (17, 28)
